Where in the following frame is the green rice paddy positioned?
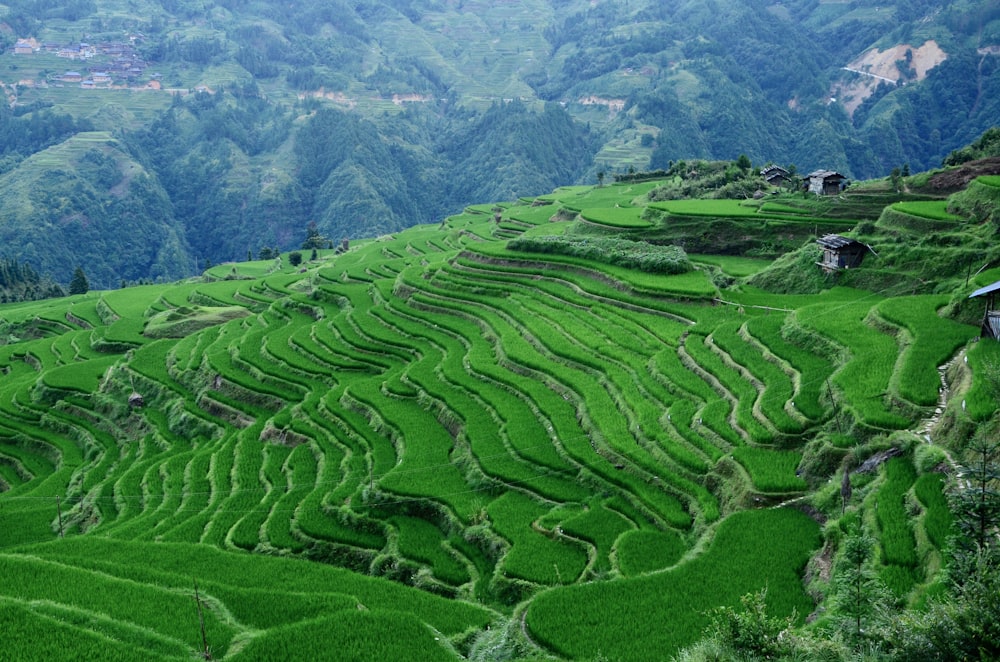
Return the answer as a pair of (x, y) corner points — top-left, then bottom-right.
(0, 184), (987, 660)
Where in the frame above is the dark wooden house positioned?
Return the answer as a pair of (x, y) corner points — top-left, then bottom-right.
(969, 279), (1000, 340)
(816, 234), (870, 273)
(805, 170), (847, 195)
(761, 165), (790, 186)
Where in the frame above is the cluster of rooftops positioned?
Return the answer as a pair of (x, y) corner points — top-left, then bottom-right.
(12, 37), (151, 88)
(761, 165), (848, 195)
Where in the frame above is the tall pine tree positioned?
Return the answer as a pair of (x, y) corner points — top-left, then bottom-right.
(68, 267), (89, 295)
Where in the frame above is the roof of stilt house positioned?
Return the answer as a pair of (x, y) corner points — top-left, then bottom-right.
(816, 234), (861, 250)
(969, 279), (1000, 299)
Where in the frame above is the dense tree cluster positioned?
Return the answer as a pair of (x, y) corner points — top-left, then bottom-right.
(0, 256), (64, 303)
(646, 158), (773, 201)
(944, 127), (1000, 166)
(0, 105), (93, 166)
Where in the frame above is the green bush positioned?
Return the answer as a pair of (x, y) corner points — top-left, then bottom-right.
(507, 235), (693, 274)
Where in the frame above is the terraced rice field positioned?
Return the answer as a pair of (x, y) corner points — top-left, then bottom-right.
(0, 189), (981, 660)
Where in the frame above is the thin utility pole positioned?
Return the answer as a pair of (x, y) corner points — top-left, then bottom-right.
(193, 580), (212, 660)
(56, 495), (64, 538)
(827, 378), (844, 435)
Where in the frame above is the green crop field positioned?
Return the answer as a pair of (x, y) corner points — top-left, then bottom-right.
(0, 177), (995, 661)
(890, 201), (961, 221)
(578, 206), (655, 228)
(650, 199), (766, 217)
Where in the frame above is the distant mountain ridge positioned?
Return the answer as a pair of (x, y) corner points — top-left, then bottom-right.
(0, 0), (997, 286)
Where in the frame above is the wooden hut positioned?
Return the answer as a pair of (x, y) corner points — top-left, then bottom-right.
(816, 234), (871, 273)
(761, 165), (790, 186)
(804, 170), (847, 195)
(969, 279), (1000, 339)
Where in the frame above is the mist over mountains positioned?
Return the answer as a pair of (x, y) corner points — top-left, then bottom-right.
(0, 0), (997, 287)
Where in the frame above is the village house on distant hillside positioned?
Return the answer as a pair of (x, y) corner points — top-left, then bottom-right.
(13, 38), (37, 54)
(805, 170), (848, 195)
(12, 37), (150, 89)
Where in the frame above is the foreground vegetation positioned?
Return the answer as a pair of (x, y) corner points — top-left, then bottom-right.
(1, 155), (1000, 660)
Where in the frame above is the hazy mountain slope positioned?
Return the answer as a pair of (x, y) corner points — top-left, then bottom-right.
(0, 132), (192, 287)
(0, 0), (997, 285)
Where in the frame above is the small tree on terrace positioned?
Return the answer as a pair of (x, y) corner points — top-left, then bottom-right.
(832, 531), (888, 645)
(890, 167), (903, 193)
(302, 221), (328, 251)
(949, 432), (1000, 581)
(68, 266), (89, 295)
(708, 589), (793, 659)
(785, 164), (799, 193)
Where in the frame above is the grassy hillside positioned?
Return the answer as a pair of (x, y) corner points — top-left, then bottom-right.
(1, 171), (999, 660)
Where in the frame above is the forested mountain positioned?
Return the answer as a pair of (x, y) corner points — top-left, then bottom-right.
(0, 0), (998, 286)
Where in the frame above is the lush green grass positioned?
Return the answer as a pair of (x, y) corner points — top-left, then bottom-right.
(796, 293), (910, 429)
(0, 553), (240, 654)
(541, 182), (662, 209)
(891, 201), (961, 221)
(684, 330), (772, 444)
(560, 503), (635, 576)
(11, 537), (494, 643)
(962, 338), (1000, 421)
(914, 472), (953, 552)
(616, 528), (687, 577)
(467, 242), (718, 297)
(488, 485), (588, 585)
(232, 609), (462, 661)
(392, 515), (471, 585)
(41, 354), (120, 393)
(505, 203), (560, 226)
(711, 321), (805, 435)
(526, 508), (821, 661)
(876, 457), (919, 596)
(876, 296), (977, 406)
(690, 254), (772, 277)
(579, 206), (655, 228)
(143, 305), (250, 338)
(0, 181), (994, 661)
(759, 202), (811, 215)
(743, 313), (832, 422)
(731, 447), (807, 493)
(650, 199), (764, 217)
